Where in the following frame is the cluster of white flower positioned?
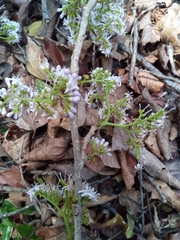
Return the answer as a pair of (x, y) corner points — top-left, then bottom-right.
(27, 178), (100, 203)
(41, 64), (81, 118)
(91, 136), (112, 156)
(89, 1), (126, 55)
(84, 68), (122, 110)
(0, 17), (21, 44)
(0, 65), (81, 119)
(58, 0), (126, 55)
(79, 182), (100, 202)
(27, 183), (63, 202)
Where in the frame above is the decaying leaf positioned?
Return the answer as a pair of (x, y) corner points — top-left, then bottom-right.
(143, 179), (180, 211)
(43, 37), (64, 67)
(118, 150), (135, 189)
(0, 166), (25, 188)
(134, 0), (172, 10)
(47, 119), (61, 138)
(23, 133), (73, 161)
(160, 3), (180, 55)
(137, 71), (164, 92)
(92, 213), (128, 230)
(119, 188), (140, 215)
(144, 132), (163, 160)
(2, 131), (31, 161)
(26, 36), (49, 80)
(36, 226), (60, 240)
(138, 147), (180, 189)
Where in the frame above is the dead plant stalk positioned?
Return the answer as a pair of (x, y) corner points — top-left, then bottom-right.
(70, 0), (97, 239)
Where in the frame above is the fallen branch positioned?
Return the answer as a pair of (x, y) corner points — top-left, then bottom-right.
(117, 43), (180, 92)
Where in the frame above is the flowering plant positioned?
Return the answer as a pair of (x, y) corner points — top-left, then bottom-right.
(0, 17), (21, 44)
(81, 68), (165, 157)
(27, 175), (100, 240)
(58, 0), (126, 55)
(88, 136), (112, 161)
(0, 64), (81, 119)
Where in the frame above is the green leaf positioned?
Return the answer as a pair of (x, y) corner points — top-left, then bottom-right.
(1, 225), (13, 240)
(37, 79), (45, 93)
(2, 217), (14, 227)
(20, 206), (35, 215)
(16, 224), (36, 238)
(126, 213), (135, 239)
(2, 200), (18, 213)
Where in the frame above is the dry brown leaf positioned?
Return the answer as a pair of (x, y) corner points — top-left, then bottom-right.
(92, 213), (127, 230)
(36, 226), (60, 240)
(9, 192), (29, 202)
(118, 150), (135, 189)
(119, 188), (140, 215)
(84, 108), (99, 126)
(86, 194), (117, 208)
(134, 0), (172, 10)
(48, 163), (97, 181)
(138, 147), (180, 189)
(112, 127), (129, 151)
(26, 36), (49, 80)
(158, 44), (169, 70)
(160, 3), (180, 54)
(137, 71), (164, 92)
(144, 132), (163, 160)
(0, 166), (25, 188)
(169, 123), (178, 141)
(156, 119), (172, 160)
(2, 132), (31, 161)
(23, 133), (73, 161)
(47, 119), (61, 138)
(100, 152), (120, 169)
(84, 157), (105, 173)
(15, 108), (49, 131)
(143, 179), (180, 211)
(43, 37), (64, 66)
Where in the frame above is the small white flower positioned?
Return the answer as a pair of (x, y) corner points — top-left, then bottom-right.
(135, 163), (143, 171)
(91, 136), (112, 156)
(79, 182), (100, 202)
(1, 107), (7, 115)
(0, 88), (7, 99)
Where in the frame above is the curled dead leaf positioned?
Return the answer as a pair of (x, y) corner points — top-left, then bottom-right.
(137, 71), (164, 92)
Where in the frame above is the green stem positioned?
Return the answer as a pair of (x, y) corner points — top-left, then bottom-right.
(39, 194), (73, 240)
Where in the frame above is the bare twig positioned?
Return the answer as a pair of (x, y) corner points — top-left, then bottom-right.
(142, 171), (167, 203)
(0, 186), (27, 193)
(81, 125), (97, 162)
(70, 1), (97, 239)
(166, 43), (178, 76)
(41, 0), (50, 24)
(117, 43), (180, 90)
(139, 167), (145, 236)
(0, 203), (34, 219)
(129, 19), (138, 86)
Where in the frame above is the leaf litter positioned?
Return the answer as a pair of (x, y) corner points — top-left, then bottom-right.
(0, 0), (180, 239)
